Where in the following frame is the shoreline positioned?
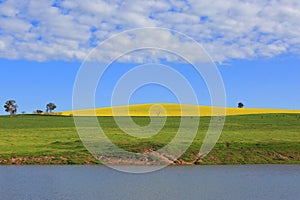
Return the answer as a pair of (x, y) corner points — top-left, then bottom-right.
(1, 154), (299, 165)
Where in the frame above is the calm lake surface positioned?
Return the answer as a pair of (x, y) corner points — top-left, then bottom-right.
(0, 165), (299, 200)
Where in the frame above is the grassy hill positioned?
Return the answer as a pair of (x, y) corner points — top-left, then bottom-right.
(0, 112), (300, 165)
(60, 103), (300, 116)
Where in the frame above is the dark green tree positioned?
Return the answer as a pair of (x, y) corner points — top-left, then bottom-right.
(4, 100), (17, 116)
(35, 109), (43, 114)
(238, 102), (244, 108)
(46, 103), (56, 112)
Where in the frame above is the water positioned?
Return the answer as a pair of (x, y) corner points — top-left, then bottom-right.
(0, 165), (299, 200)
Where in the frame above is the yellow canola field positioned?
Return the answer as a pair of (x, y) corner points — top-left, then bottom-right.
(60, 103), (300, 116)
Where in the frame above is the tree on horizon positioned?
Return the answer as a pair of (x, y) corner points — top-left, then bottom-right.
(4, 100), (17, 116)
(46, 103), (56, 112)
(35, 109), (43, 114)
(238, 102), (244, 108)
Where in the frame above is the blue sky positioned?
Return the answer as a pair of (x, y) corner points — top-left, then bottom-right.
(1, 55), (299, 115)
(1, 0), (300, 114)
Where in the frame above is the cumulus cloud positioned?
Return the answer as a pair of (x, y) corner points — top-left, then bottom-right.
(0, 0), (300, 63)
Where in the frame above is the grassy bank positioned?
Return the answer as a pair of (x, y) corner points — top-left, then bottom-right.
(0, 114), (299, 165)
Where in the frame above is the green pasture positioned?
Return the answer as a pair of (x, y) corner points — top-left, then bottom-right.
(0, 114), (299, 164)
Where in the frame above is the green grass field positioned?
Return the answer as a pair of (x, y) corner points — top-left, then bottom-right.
(0, 114), (300, 165)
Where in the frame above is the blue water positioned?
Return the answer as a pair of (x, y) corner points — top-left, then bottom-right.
(0, 165), (299, 200)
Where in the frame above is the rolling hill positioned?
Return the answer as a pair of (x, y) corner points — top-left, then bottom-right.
(60, 103), (300, 116)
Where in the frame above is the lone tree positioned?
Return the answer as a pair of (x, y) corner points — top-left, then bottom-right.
(46, 103), (56, 112)
(35, 109), (43, 114)
(4, 100), (17, 116)
(238, 102), (244, 108)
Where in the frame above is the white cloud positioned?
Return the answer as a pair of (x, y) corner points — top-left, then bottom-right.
(0, 0), (300, 63)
